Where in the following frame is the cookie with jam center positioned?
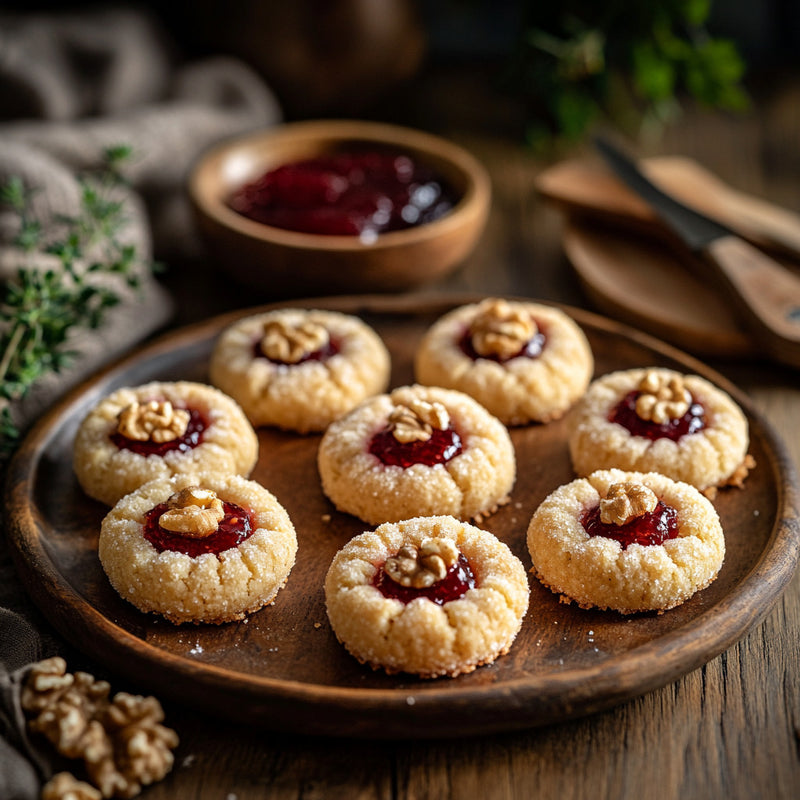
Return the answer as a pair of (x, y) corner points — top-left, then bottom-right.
(414, 298), (594, 425)
(527, 469), (725, 614)
(73, 380), (258, 507)
(209, 308), (390, 433)
(568, 367), (752, 493)
(325, 515), (529, 678)
(99, 472), (297, 624)
(317, 384), (516, 525)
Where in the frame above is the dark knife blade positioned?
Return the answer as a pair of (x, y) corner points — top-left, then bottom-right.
(593, 135), (800, 368)
(594, 136), (732, 251)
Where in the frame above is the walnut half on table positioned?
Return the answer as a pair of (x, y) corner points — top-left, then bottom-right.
(21, 656), (179, 799)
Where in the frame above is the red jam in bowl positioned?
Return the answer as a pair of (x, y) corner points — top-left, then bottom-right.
(110, 407), (208, 457)
(581, 501), (678, 549)
(458, 328), (546, 363)
(228, 148), (457, 238)
(609, 390), (706, 441)
(373, 553), (476, 605)
(368, 426), (463, 468)
(143, 500), (254, 557)
(252, 336), (340, 365)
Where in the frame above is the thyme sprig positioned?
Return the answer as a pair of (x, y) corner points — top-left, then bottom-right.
(0, 145), (149, 461)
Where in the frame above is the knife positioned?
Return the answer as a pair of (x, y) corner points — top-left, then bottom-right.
(594, 135), (800, 368)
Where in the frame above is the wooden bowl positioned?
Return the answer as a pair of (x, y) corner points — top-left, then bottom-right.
(188, 119), (491, 297)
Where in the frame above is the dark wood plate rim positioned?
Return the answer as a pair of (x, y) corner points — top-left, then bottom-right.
(6, 293), (800, 737)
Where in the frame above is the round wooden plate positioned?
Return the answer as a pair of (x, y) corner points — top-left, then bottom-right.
(562, 217), (755, 358)
(6, 295), (799, 738)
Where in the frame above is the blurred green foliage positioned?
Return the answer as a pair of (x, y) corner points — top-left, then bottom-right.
(501, 0), (749, 149)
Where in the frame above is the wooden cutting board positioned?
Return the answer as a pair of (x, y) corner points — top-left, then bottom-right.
(537, 155), (800, 358)
(537, 155), (800, 260)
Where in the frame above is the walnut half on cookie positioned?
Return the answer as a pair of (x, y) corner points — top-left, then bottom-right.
(99, 472), (297, 624)
(414, 298), (594, 425)
(325, 516), (530, 678)
(73, 381), (258, 507)
(209, 308), (391, 433)
(527, 469), (725, 614)
(317, 384), (516, 525)
(568, 367), (752, 493)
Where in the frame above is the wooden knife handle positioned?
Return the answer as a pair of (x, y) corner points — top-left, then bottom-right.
(705, 235), (800, 367)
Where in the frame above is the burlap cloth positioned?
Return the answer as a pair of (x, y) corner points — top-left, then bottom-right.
(0, 7), (282, 796)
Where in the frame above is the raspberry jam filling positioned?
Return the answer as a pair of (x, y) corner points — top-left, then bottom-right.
(110, 407), (208, 456)
(458, 328), (546, 362)
(228, 148), (457, 238)
(581, 501), (679, 549)
(368, 426), (463, 468)
(609, 390), (707, 441)
(373, 553), (476, 605)
(252, 336), (340, 365)
(143, 500), (254, 557)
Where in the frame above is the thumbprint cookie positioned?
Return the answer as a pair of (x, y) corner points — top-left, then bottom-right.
(209, 308), (390, 433)
(527, 469), (725, 614)
(99, 472), (297, 624)
(414, 298), (593, 425)
(73, 381), (258, 506)
(568, 367), (752, 494)
(317, 384), (516, 525)
(325, 515), (529, 677)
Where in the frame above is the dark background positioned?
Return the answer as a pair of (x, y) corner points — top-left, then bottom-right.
(3, 0), (799, 125)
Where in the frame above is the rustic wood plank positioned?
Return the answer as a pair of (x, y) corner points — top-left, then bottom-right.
(14, 66), (800, 800)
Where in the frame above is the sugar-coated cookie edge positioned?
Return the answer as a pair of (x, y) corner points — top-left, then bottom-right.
(414, 300), (594, 425)
(527, 469), (725, 614)
(325, 515), (530, 677)
(568, 368), (750, 491)
(317, 384), (516, 525)
(209, 308), (391, 433)
(98, 472), (297, 625)
(73, 380), (259, 506)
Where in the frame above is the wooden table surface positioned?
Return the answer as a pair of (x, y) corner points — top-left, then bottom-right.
(72, 70), (800, 798)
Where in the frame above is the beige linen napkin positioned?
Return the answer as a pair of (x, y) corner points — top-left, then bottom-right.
(0, 8), (282, 796)
(0, 5), (282, 434)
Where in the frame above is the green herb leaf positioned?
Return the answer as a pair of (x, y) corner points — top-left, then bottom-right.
(502, 2), (748, 146)
(0, 145), (154, 463)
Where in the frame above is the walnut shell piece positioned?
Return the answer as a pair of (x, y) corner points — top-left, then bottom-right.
(116, 400), (190, 443)
(260, 317), (330, 363)
(468, 298), (537, 359)
(21, 657), (179, 799)
(383, 537), (460, 588)
(388, 398), (449, 443)
(158, 485), (225, 537)
(599, 481), (658, 526)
